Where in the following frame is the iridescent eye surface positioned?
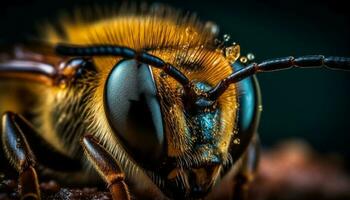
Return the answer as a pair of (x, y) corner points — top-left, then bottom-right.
(104, 60), (164, 167)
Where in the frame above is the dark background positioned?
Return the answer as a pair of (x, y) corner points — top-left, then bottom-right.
(1, 0), (350, 162)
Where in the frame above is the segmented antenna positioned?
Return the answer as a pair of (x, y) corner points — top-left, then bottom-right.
(56, 44), (350, 102)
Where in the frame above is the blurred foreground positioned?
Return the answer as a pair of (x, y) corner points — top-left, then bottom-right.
(1, 140), (350, 200)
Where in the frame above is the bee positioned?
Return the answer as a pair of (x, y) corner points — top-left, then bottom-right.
(0, 4), (349, 200)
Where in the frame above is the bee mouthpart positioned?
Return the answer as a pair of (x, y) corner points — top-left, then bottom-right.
(190, 164), (221, 196)
(166, 164), (221, 197)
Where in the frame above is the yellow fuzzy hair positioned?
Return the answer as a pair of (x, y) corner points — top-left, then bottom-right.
(40, 4), (239, 190)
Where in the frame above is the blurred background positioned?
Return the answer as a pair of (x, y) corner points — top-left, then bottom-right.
(1, 0), (349, 162)
(1, 0), (350, 199)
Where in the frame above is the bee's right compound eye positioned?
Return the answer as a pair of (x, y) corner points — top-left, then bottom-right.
(104, 59), (165, 168)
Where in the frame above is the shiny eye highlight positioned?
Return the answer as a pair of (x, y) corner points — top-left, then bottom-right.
(104, 60), (164, 168)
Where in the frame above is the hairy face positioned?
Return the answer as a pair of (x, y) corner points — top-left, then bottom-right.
(45, 7), (240, 198)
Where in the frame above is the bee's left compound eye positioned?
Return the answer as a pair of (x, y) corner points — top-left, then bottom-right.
(104, 60), (164, 168)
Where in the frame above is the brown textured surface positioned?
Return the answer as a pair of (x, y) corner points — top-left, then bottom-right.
(1, 140), (350, 200)
(0, 180), (112, 200)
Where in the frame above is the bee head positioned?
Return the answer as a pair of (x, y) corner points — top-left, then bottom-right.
(50, 9), (260, 198)
(56, 44), (239, 198)
(102, 48), (238, 198)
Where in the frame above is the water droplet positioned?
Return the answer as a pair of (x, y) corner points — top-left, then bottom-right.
(233, 138), (241, 144)
(247, 53), (255, 61)
(258, 105), (263, 111)
(204, 21), (219, 36)
(223, 34), (231, 42)
(225, 44), (240, 64)
(214, 38), (222, 46)
(240, 56), (248, 64)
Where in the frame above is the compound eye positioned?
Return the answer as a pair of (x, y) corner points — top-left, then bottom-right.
(104, 60), (164, 168)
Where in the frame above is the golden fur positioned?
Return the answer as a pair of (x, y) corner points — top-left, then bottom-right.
(33, 5), (240, 194)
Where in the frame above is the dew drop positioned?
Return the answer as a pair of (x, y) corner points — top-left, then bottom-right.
(214, 38), (222, 46)
(258, 105), (263, 112)
(233, 138), (241, 145)
(204, 21), (219, 36)
(225, 44), (240, 64)
(223, 34), (231, 42)
(240, 56), (248, 64)
(247, 53), (255, 61)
